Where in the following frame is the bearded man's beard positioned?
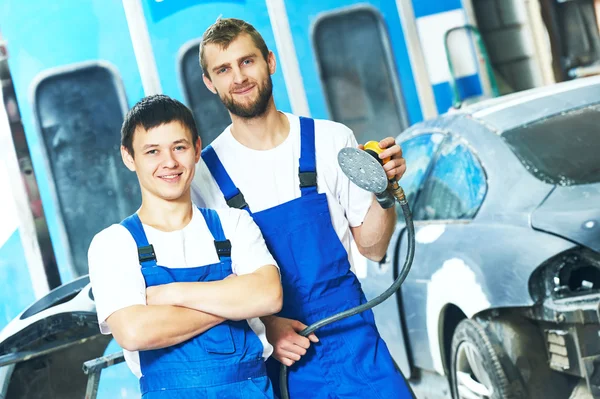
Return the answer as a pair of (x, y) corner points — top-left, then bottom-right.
(221, 75), (273, 118)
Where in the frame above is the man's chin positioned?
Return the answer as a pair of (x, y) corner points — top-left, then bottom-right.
(155, 188), (188, 202)
(224, 94), (271, 118)
(228, 103), (269, 119)
(234, 110), (266, 119)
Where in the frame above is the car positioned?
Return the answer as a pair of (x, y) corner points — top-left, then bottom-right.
(358, 75), (600, 399)
(2, 76), (599, 399)
(0, 276), (139, 399)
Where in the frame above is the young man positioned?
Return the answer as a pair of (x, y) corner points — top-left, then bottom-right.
(192, 18), (414, 398)
(88, 95), (282, 398)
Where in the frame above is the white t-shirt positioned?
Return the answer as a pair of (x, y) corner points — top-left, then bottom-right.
(88, 206), (277, 378)
(191, 113), (373, 269)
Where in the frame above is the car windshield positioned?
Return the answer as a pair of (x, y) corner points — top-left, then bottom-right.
(501, 104), (600, 186)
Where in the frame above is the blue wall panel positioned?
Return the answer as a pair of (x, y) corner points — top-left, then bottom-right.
(432, 73), (483, 112)
(140, 0), (292, 115)
(412, 0), (463, 18)
(0, 0), (144, 284)
(0, 231), (35, 330)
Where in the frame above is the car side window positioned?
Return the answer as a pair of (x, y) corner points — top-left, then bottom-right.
(396, 133), (445, 216)
(414, 136), (486, 221)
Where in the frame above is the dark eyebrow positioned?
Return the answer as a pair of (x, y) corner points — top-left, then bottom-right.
(141, 139), (190, 151)
(211, 53), (258, 73)
(142, 143), (158, 151)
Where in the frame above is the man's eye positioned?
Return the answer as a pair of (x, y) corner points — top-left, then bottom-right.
(218, 67), (228, 74)
(242, 59), (253, 65)
(175, 146), (186, 151)
(146, 149), (157, 155)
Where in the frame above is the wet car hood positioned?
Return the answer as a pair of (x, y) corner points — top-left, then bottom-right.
(532, 183), (600, 252)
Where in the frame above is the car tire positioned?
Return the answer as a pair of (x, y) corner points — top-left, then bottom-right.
(450, 319), (526, 399)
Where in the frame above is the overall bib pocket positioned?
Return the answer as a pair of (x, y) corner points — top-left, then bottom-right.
(200, 323), (236, 354)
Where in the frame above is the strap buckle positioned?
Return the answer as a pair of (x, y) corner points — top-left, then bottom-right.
(299, 170), (317, 188)
(138, 245), (156, 264)
(214, 240), (232, 258)
(226, 192), (248, 209)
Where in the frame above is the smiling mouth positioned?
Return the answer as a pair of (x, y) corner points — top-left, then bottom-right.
(232, 85), (255, 95)
(158, 172), (183, 182)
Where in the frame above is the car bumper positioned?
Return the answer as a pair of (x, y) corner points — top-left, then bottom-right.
(531, 293), (600, 397)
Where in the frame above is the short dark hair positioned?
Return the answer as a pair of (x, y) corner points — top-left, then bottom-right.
(200, 18), (269, 79)
(121, 94), (198, 157)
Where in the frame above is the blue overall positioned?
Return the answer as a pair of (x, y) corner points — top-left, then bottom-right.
(120, 208), (275, 399)
(201, 118), (413, 398)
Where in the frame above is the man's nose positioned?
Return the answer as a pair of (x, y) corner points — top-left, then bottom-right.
(161, 151), (178, 168)
(232, 66), (247, 85)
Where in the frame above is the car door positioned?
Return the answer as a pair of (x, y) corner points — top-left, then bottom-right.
(397, 134), (488, 375)
(359, 132), (444, 378)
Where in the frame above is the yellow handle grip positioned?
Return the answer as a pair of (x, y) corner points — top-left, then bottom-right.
(364, 141), (391, 164)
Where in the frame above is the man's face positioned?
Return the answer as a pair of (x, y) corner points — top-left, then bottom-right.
(203, 33), (275, 118)
(121, 121), (200, 202)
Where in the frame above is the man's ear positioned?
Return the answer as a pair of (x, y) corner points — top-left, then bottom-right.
(268, 50), (277, 75)
(121, 146), (136, 172)
(194, 138), (202, 163)
(203, 73), (217, 94)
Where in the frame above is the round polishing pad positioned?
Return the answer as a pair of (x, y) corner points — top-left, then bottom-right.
(338, 147), (388, 194)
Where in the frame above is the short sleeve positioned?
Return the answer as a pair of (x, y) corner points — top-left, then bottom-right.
(87, 225), (147, 334)
(222, 209), (278, 276)
(335, 127), (373, 228)
(191, 159), (229, 209)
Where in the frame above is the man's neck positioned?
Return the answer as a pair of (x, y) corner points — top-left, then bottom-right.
(138, 192), (194, 232)
(229, 101), (290, 150)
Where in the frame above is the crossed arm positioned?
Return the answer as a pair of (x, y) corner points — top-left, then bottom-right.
(106, 265), (281, 352)
(106, 304), (224, 351)
(146, 265), (282, 320)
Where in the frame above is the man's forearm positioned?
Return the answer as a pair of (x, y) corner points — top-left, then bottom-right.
(353, 196), (397, 261)
(161, 266), (282, 320)
(108, 305), (224, 352)
(260, 315), (279, 329)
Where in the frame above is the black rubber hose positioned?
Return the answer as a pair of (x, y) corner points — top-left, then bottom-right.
(279, 195), (415, 399)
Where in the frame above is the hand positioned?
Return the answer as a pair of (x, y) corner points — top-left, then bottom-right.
(264, 316), (319, 367)
(359, 138), (406, 181)
(224, 273), (237, 280)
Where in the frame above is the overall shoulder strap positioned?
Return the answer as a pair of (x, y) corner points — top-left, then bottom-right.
(201, 145), (250, 211)
(120, 214), (157, 268)
(197, 207), (232, 260)
(298, 117), (318, 196)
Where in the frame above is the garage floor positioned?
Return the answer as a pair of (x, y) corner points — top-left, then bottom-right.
(409, 369), (452, 399)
